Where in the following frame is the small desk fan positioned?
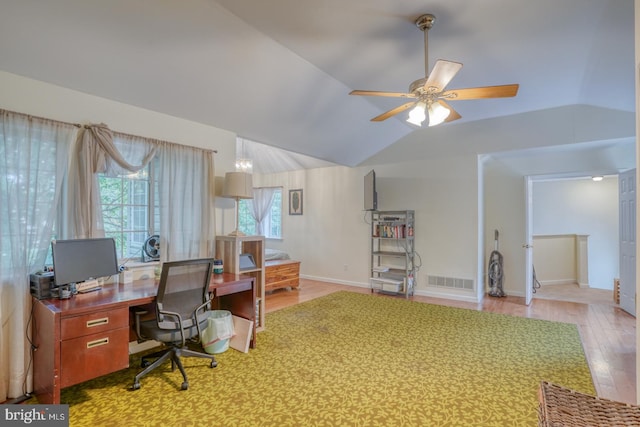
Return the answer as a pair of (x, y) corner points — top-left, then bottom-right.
(142, 234), (160, 262)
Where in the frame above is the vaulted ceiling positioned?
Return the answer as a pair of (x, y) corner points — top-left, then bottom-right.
(0, 0), (634, 167)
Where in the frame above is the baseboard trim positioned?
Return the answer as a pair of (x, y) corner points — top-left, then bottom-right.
(300, 274), (368, 288)
(414, 288), (480, 303)
(539, 279), (578, 287)
(300, 274), (481, 303)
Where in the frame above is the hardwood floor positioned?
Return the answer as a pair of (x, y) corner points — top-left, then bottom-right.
(533, 282), (615, 306)
(265, 279), (637, 405)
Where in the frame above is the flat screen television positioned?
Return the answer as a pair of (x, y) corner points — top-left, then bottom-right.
(364, 169), (377, 211)
(51, 238), (119, 287)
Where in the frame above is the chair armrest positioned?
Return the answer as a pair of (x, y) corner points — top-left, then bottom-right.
(133, 310), (149, 342)
(193, 299), (213, 340)
(157, 309), (187, 346)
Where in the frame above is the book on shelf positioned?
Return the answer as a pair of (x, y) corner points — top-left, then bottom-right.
(374, 224), (415, 238)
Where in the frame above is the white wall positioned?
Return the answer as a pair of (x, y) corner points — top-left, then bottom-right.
(255, 166), (372, 288)
(255, 154), (481, 301)
(483, 141), (634, 297)
(483, 158), (528, 297)
(532, 235), (580, 285)
(634, 0), (640, 403)
(0, 70), (238, 236)
(533, 177), (619, 289)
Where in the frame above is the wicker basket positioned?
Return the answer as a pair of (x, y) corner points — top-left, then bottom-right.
(538, 381), (640, 426)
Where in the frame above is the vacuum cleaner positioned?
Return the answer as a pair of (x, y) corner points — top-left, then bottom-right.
(488, 230), (505, 297)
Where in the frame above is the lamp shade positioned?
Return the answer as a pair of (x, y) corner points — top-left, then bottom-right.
(406, 101), (427, 126)
(222, 172), (253, 199)
(427, 102), (450, 127)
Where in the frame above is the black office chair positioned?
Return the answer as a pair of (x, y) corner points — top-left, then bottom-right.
(132, 258), (218, 391)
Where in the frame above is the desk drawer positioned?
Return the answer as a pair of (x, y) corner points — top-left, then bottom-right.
(61, 307), (129, 340)
(60, 327), (129, 388)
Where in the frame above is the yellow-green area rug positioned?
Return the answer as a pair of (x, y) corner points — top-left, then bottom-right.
(57, 291), (594, 426)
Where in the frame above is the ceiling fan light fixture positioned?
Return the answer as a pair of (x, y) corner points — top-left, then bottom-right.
(349, 13), (518, 125)
(406, 101), (427, 126)
(427, 101), (450, 126)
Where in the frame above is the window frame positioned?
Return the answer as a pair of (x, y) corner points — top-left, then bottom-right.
(238, 187), (283, 239)
(98, 162), (158, 261)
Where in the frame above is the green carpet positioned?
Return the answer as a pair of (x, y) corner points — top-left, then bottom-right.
(58, 291), (594, 426)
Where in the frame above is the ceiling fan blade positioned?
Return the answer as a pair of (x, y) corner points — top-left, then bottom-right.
(439, 100), (462, 123)
(350, 90), (416, 98)
(371, 101), (416, 122)
(441, 84), (519, 100)
(424, 60), (463, 92)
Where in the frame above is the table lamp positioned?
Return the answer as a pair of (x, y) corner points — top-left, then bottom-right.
(222, 171), (253, 236)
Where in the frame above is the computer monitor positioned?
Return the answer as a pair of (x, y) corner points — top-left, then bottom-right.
(51, 238), (119, 287)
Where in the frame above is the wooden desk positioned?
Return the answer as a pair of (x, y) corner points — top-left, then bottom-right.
(32, 272), (255, 404)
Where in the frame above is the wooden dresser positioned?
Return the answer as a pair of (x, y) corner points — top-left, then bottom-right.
(265, 259), (301, 292)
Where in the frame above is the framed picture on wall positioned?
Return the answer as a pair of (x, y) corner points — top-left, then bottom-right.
(289, 189), (303, 215)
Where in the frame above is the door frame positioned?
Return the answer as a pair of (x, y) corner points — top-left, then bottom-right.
(524, 176), (533, 305)
(523, 172), (620, 306)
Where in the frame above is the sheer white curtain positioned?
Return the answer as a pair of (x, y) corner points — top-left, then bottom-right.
(0, 110), (77, 400)
(71, 124), (215, 260)
(70, 124), (156, 238)
(251, 188), (276, 235)
(157, 141), (216, 261)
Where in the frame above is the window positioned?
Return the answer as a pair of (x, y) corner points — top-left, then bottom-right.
(99, 164), (159, 260)
(238, 188), (282, 238)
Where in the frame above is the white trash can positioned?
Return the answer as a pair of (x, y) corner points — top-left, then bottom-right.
(202, 310), (234, 354)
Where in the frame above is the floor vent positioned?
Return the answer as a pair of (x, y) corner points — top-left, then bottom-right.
(428, 275), (474, 290)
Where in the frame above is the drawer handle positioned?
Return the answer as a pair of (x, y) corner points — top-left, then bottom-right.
(86, 337), (109, 349)
(86, 317), (109, 328)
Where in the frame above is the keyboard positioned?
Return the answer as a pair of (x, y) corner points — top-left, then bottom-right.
(76, 279), (101, 293)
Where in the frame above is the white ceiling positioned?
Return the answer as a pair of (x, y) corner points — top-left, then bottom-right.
(0, 0), (634, 167)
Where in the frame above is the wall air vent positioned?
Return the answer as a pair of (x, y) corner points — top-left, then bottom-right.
(428, 275), (474, 290)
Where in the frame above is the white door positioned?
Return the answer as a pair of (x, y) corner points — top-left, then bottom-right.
(524, 177), (533, 305)
(619, 169), (636, 316)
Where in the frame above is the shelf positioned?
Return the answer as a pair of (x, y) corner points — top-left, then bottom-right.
(373, 270), (406, 277)
(370, 277), (403, 293)
(215, 235), (265, 332)
(373, 251), (410, 257)
(372, 236), (414, 239)
(370, 210), (415, 298)
(239, 268), (261, 274)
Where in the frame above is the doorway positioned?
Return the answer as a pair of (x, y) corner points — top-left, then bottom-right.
(527, 175), (620, 306)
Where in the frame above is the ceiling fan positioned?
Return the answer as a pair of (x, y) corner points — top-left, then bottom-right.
(349, 14), (519, 127)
